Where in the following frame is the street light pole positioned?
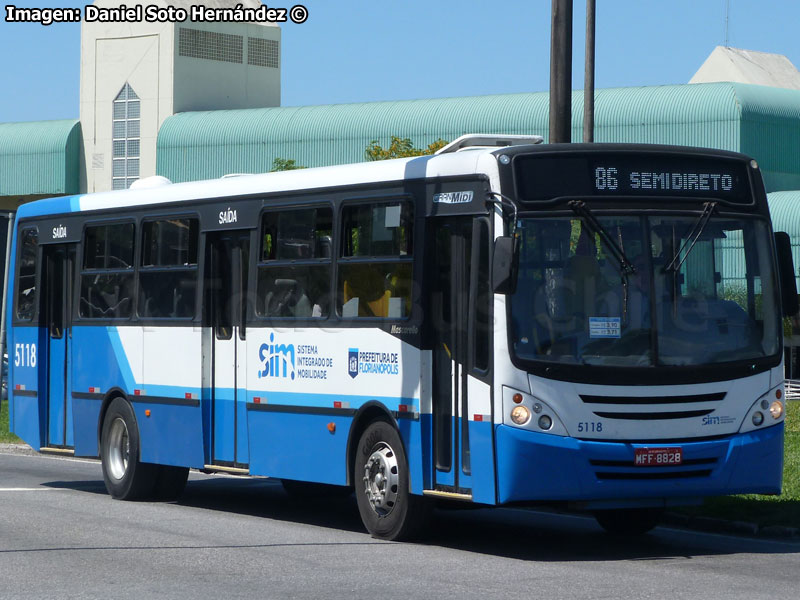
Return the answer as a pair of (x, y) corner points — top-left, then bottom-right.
(549, 0), (573, 144)
(584, 0), (596, 143)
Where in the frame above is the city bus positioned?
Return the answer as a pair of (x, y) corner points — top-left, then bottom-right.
(5, 136), (797, 540)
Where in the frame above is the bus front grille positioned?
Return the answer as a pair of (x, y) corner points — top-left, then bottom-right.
(580, 392), (726, 405)
(589, 457), (718, 481)
(591, 409), (715, 420)
(580, 392), (726, 421)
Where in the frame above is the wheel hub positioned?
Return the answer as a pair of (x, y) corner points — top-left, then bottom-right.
(107, 417), (130, 481)
(363, 443), (399, 517)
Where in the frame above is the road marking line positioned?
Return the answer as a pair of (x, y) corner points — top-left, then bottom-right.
(0, 488), (57, 492)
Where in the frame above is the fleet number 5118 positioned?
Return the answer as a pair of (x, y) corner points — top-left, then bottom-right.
(14, 343), (37, 367)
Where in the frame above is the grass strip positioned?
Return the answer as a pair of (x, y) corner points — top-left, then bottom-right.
(0, 397), (22, 443)
(677, 400), (800, 529)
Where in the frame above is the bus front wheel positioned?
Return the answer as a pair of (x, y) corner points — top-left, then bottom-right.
(354, 420), (428, 541)
(100, 398), (158, 500)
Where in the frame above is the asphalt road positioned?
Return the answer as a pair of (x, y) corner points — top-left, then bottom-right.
(1, 450), (799, 600)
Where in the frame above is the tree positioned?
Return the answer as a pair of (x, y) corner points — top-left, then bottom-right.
(365, 136), (448, 161)
(270, 157), (305, 171)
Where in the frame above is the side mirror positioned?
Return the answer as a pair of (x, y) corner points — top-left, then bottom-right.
(492, 235), (519, 294)
(775, 232), (799, 317)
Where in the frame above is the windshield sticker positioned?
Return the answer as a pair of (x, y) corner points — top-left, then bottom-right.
(589, 317), (621, 338)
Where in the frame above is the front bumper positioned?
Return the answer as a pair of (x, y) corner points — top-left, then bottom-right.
(495, 422), (784, 506)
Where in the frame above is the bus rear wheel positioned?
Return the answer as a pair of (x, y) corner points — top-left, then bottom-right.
(594, 508), (664, 535)
(354, 420), (428, 541)
(100, 398), (158, 500)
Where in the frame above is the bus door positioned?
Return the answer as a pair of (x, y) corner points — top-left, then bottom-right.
(205, 230), (251, 468)
(430, 216), (491, 493)
(41, 243), (77, 448)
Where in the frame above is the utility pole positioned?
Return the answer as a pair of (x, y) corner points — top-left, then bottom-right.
(583, 0), (595, 143)
(549, 0), (573, 143)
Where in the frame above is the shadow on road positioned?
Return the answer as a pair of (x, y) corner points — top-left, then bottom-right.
(42, 475), (800, 561)
(43, 479), (108, 494)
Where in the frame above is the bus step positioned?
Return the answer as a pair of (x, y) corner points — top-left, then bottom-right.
(40, 447), (75, 456)
(202, 464), (250, 476)
(423, 489), (473, 501)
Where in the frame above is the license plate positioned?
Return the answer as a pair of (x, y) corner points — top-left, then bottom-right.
(634, 447), (683, 466)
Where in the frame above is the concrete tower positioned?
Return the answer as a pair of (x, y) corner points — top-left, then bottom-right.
(80, 0), (281, 193)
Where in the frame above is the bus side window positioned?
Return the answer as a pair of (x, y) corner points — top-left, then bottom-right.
(256, 206), (333, 319)
(79, 223), (135, 320)
(338, 201), (414, 319)
(138, 218), (199, 319)
(16, 228), (38, 321)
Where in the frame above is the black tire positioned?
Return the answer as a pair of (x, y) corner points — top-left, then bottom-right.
(281, 479), (352, 499)
(354, 420), (429, 541)
(594, 508), (664, 535)
(100, 398), (158, 500)
(153, 465), (190, 501)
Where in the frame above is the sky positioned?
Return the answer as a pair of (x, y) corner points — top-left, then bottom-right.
(1, 0), (800, 123)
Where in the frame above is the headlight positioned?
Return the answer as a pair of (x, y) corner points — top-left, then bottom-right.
(511, 405), (531, 425)
(503, 387), (568, 436)
(770, 400), (784, 420)
(740, 384), (786, 433)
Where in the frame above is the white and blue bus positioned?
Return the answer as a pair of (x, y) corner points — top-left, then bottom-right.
(5, 136), (797, 539)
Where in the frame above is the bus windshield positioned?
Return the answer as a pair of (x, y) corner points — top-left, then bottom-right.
(509, 214), (781, 368)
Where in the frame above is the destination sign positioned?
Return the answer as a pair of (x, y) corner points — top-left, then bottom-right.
(514, 153), (753, 204)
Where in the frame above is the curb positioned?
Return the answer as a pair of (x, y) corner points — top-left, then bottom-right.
(0, 443), (39, 456)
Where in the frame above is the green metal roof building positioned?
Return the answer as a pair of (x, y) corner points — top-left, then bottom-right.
(0, 119), (81, 210)
(3, 80), (800, 317)
(3, 81), (800, 227)
(155, 82), (800, 194)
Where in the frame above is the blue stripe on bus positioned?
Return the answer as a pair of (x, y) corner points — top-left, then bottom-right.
(16, 195), (82, 218)
(8, 327), (46, 450)
(106, 327), (136, 391)
(245, 390), (418, 413)
(132, 403), (206, 468)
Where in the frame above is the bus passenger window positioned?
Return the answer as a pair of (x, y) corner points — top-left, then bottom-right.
(256, 206), (332, 319)
(138, 218), (199, 319)
(338, 202), (413, 319)
(16, 228), (38, 321)
(79, 223), (135, 320)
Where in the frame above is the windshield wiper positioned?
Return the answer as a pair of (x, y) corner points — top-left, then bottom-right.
(664, 202), (718, 273)
(568, 201), (637, 276)
(568, 200), (637, 323)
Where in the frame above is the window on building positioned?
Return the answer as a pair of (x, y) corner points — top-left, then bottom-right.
(112, 83), (140, 190)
